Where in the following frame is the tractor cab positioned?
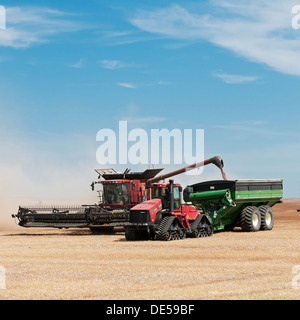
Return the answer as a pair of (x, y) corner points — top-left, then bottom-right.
(151, 182), (182, 210)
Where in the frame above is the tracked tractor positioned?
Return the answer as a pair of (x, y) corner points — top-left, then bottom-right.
(125, 156), (226, 241)
(125, 179), (214, 241)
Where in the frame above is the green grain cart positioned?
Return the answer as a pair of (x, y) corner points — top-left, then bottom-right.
(183, 179), (283, 232)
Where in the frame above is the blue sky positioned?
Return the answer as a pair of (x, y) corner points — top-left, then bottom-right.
(1, 0), (300, 204)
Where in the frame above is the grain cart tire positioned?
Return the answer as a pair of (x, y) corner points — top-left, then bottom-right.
(224, 224), (235, 231)
(240, 206), (261, 232)
(259, 205), (274, 231)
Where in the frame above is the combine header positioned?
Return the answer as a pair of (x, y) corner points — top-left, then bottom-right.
(12, 156), (225, 232)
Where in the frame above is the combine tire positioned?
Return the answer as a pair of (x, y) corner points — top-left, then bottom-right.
(89, 226), (114, 234)
(156, 216), (184, 241)
(125, 227), (149, 241)
(125, 227), (136, 241)
(240, 206), (261, 232)
(259, 205), (274, 231)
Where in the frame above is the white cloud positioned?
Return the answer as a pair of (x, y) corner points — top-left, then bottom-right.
(69, 58), (85, 69)
(115, 80), (171, 89)
(99, 59), (142, 70)
(213, 73), (258, 84)
(0, 6), (83, 48)
(212, 120), (300, 138)
(98, 28), (165, 46)
(100, 59), (122, 70)
(130, 0), (300, 76)
(117, 82), (136, 89)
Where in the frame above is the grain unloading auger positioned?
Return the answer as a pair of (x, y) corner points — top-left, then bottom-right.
(145, 155), (226, 185)
(12, 156), (226, 231)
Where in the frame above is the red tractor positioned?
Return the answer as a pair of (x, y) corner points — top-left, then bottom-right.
(126, 180), (214, 241)
(125, 156), (226, 241)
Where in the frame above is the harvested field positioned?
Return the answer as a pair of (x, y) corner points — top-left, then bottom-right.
(0, 201), (300, 300)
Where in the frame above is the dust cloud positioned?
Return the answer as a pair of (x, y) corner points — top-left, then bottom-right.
(0, 164), (98, 231)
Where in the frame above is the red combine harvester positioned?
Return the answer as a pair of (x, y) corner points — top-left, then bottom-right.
(125, 157), (226, 241)
(13, 167), (163, 231)
(13, 156), (225, 233)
